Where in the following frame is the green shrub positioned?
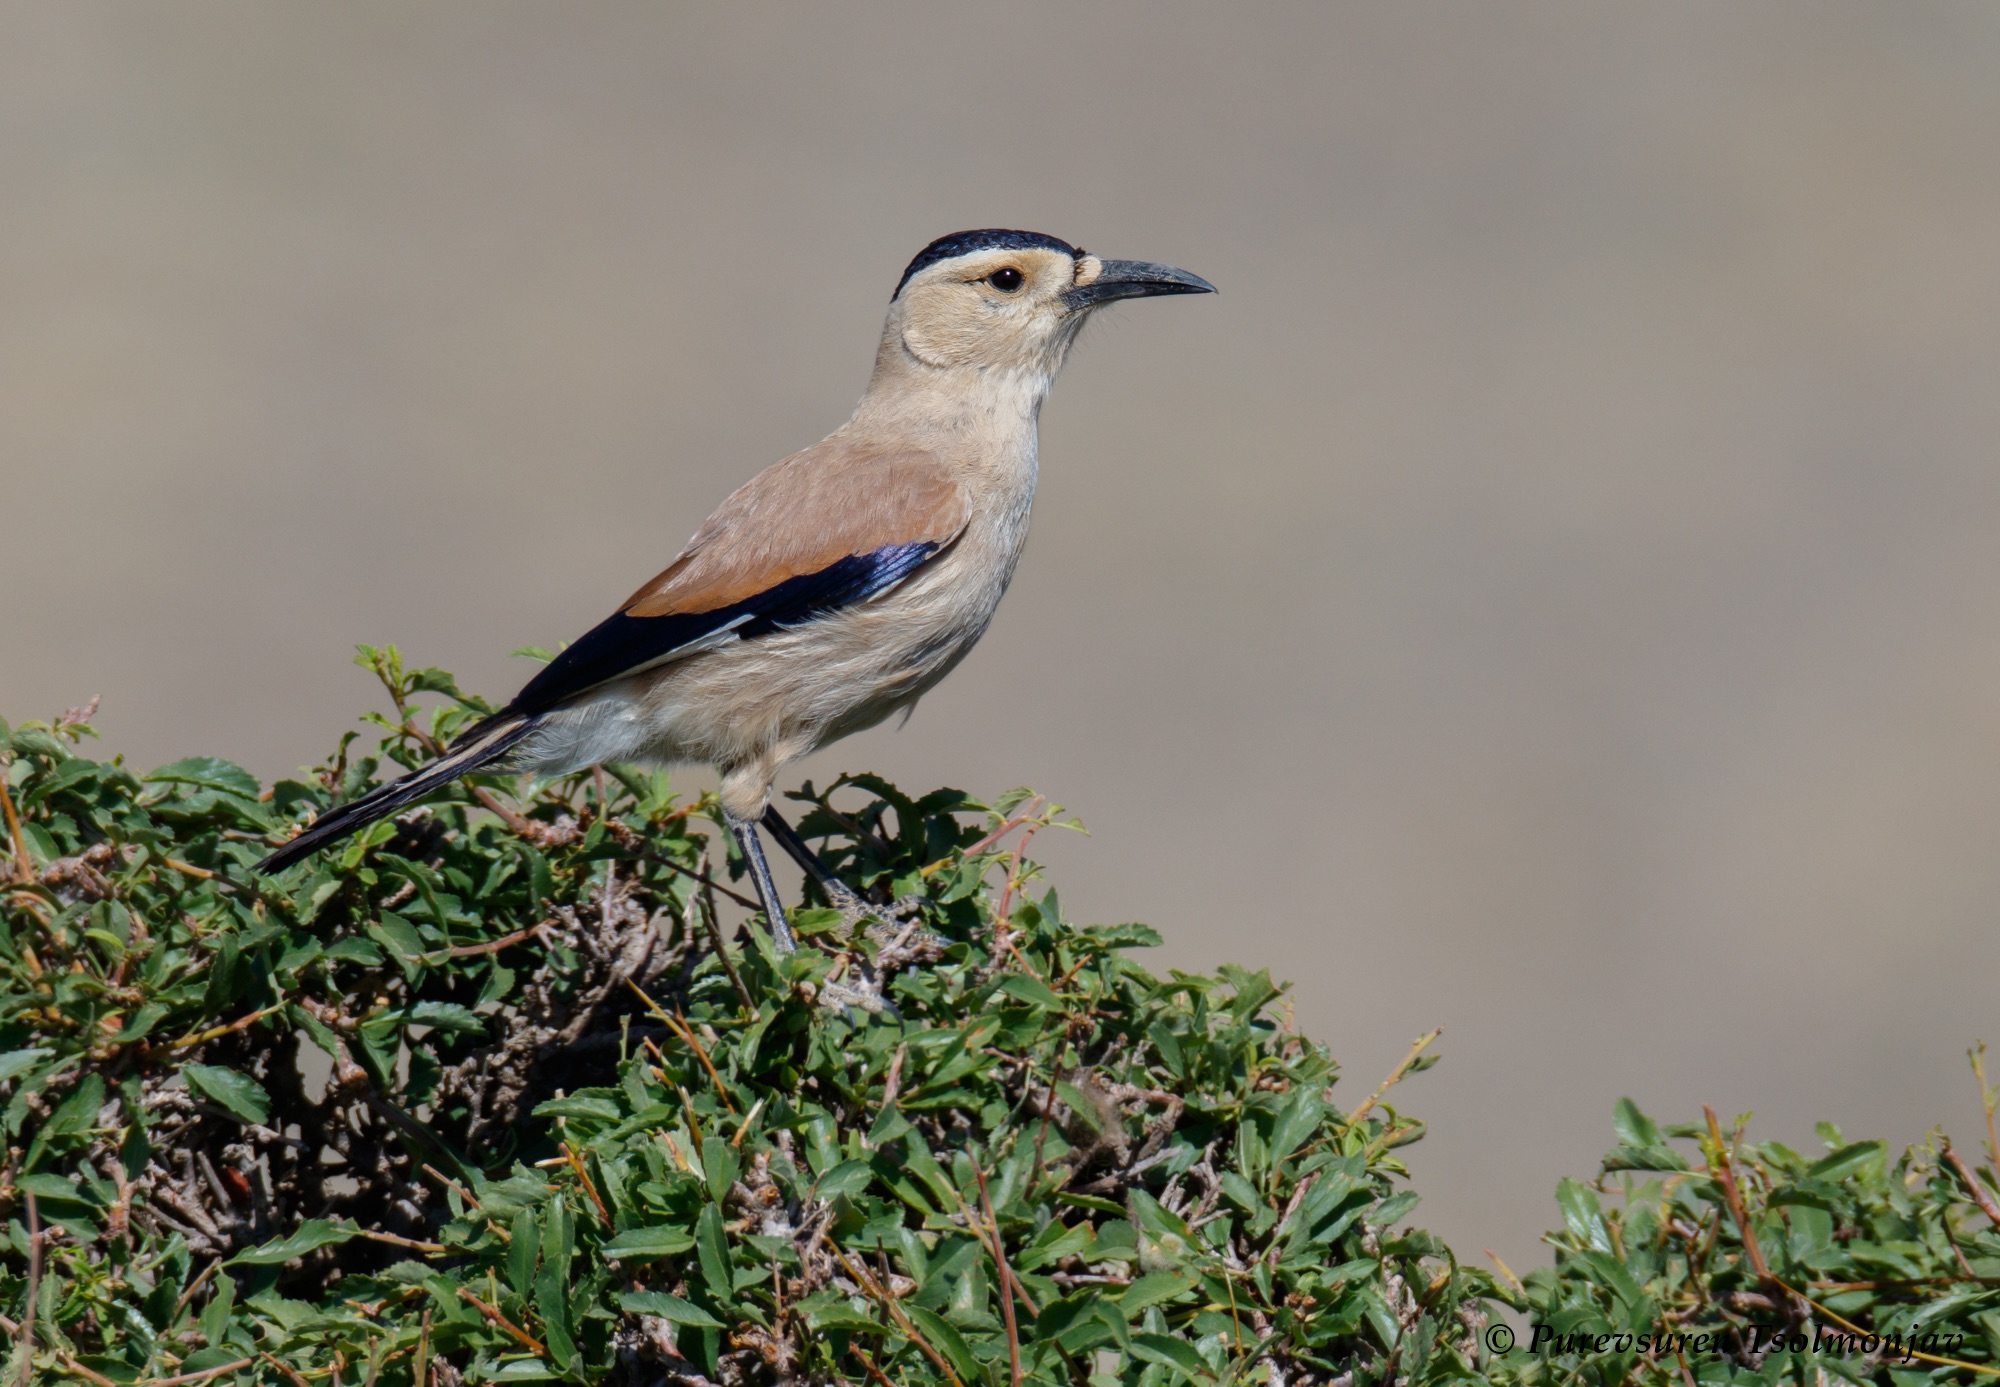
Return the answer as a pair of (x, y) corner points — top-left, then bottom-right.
(0, 650), (1494, 1386)
(3, 649), (1998, 1386)
(1511, 1096), (2000, 1384)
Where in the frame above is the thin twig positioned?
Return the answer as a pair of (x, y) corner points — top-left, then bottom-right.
(420, 1162), (479, 1209)
(974, 1167), (1025, 1387)
(672, 1000), (741, 1115)
(0, 764), (32, 886)
(647, 848), (760, 911)
(562, 1141), (612, 1226)
(932, 807), (1043, 874)
(143, 1360), (257, 1387)
(167, 1001), (288, 1051)
(698, 876), (756, 1014)
(879, 1043), (908, 1116)
(851, 1347), (900, 1387)
(259, 1353), (315, 1387)
(420, 1165), (511, 1243)
(1772, 1275), (2000, 1378)
(624, 980), (739, 1113)
(172, 1258), (224, 1318)
(457, 1289), (547, 1355)
(427, 921), (550, 961)
(1703, 1107), (1773, 1284)
(18, 1191), (40, 1387)
(1345, 1028), (1442, 1128)
(1806, 1275), (2000, 1292)
(1973, 1044), (2000, 1174)
(1029, 1067), (1061, 1192)
(468, 786), (536, 838)
(1485, 1248), (1526, 1300)
(1943, 1139), (2000, 1232)
(0, 885), (50, 923)
(1265, 1173), (1318, 1266)
(731, 1096), (766, 1149)
(832, 1245), (965, 1387)
(413, 1310), (433, 1387)
(988, 801), (1046, 958)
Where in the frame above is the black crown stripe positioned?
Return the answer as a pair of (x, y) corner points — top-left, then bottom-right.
(894, 228), (1079, 299)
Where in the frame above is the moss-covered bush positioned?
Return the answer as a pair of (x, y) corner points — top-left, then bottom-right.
(4, 648), (2000, 1386)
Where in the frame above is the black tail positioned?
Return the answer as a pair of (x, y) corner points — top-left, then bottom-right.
(256, 714), (537, 874)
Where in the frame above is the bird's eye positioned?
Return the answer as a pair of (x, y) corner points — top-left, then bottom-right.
(989, 267), (1025, 293)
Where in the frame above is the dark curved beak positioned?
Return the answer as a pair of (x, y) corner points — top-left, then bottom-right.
(1064, 259), (1216, 310)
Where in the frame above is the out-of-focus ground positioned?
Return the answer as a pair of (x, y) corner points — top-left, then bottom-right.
(6, 3), (2000, 1264)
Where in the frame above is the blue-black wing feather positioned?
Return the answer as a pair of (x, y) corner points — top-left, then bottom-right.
(507, 541), (940, 716)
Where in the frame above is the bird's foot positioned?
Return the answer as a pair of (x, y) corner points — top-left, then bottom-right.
(862, 913), (949, 973)
(825, 884), (948, 967)
(814, 975), (895, 1018)
(822, 880), (928, 933)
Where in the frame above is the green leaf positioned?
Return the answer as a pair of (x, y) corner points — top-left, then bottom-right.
(229, 1219), (356, 1265)
(804, 1299), (883, 1333)
(618, 1291), (724, 1328)
(601, 1226), (696, 1260)
(1267, 1086), (1325, 1168)
(536, 1260), (577, 1370)
(1118, 1272), (1194, 1315)
(702, 1136), (739, 1204)
(995, 974), (1062, 1009)
(695, 1204), (730, 1303)
(1611, 1097), (1664, 1148)
(508, 1208), (539, 1298)
(814, 1159), (874, 1201)
(1372, 1190), (1420, 1227)
(27, 1072), (105, 1164)
(0, 1049), (51, 1087)
(541, 1195), (574, 1275)
(1807, 1141), (1887, 1184)
(321, 937), (384, 966)
(404, 1001), (487, 1037)
(1132, 1331), (1212, 1380)
(183, 1064), (271, 1126)
(1602, 1144), (1689, 1173)
(1555, 1177), (1611, 1253)
(16, 1172), (84, 1203)
(145, 757), (260, 799)
(905, 1306), (983, 1386)
(368, 913), (426, 967)
(534, 1094), (622, 1123)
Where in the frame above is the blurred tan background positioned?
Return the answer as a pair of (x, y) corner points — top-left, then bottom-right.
(6, 2), (2000, 1266)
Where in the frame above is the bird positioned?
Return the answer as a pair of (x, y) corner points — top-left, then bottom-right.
(257, 228), (1213, 952)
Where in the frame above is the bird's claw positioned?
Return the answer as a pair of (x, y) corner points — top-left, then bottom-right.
(815, 977), (896, 1019)
(827, 887), (924, 932)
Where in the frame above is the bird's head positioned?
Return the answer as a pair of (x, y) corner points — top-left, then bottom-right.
(882, 229), (1213, 380)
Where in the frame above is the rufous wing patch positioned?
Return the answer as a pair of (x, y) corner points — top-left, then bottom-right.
(623, 444), (970, 618)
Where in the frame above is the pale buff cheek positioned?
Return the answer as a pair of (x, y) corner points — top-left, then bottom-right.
(900, 297), (1064, 371)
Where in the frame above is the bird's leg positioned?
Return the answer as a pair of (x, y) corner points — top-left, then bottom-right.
(727, 815), (796, 954)
(760, 805), (925, 929)
(757, 806), (941, 1018)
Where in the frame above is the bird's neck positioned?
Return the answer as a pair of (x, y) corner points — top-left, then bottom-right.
(851, 350), (1052, 458)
